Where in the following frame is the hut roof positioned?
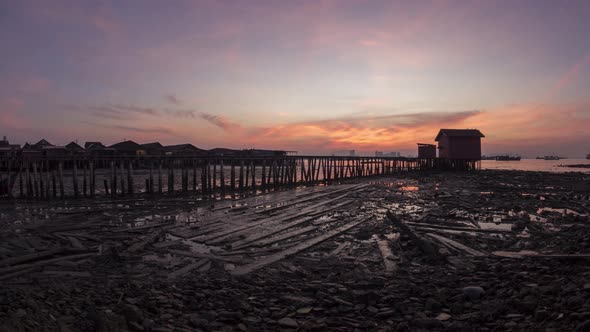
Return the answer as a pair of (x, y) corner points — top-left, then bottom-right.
(34, 139), (53, 148)
(109, 140), (142, 151)
(165, 144), (208, 154)
(141, 142), (164, 150)
(435, 129), (485, 141)
(85, 142), (105, 149)
(66, 142), (84, 150)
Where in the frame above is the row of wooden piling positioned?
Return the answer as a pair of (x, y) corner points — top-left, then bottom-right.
(0, 156), (479, 199)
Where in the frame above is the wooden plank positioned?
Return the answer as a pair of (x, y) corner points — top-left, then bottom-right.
(328, 241), (349, 257)
(0, 248), (63, 267)
(425, 233), (487, 257)
(377, 237), (398, 274)
(0, 253), (96, 280)
(406, 222), (511, 233)
(244, 225), (316, 248)
(204, 198), (353, 245)
(127, 231), (164, 253)
(231, 217), (370, 276)
(168, 249), (245, 263)
(167, 259), (209, 279)
(386, 211), (442, 259)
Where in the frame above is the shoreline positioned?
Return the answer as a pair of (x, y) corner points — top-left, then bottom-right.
(1, 171), (589, 331)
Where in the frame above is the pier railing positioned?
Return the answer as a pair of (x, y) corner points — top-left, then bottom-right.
(0, 155), (479, 199)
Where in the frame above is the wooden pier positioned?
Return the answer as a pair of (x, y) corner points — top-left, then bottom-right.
(0, 155), (479, 199)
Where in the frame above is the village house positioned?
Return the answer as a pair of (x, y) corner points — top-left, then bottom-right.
(208, 148), (239, 156)
(435, 129), (484, 160)
(242, 149), (288, 157)
(108, 140), (145, 156)
(417, 143), (437, 158)
(0, 137), (20, 157)
(164, 144), (207, 156)
(141, 142), (165, 156)
(66, 141), (85, 155)
(85, 142), (116, 157)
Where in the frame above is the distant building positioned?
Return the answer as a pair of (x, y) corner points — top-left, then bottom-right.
(66, 141), (85, 155)
(417, 143), (436, 158)
(85, 141), (116, 157)
(165, 144), (207, 156)
(208, 148), (239, 156)
(85, 142), (105, 150)
(242, 149), (287, 156)
(41, 145), (68, 157)
(0, 137), (19, 157)
(435, 129), (484, 160)
(32, 139), (53, 149)
(109, 140), (145, 156)
(142, 142), (165, 156)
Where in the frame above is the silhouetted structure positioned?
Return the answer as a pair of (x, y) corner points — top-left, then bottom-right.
(165, 144), (207, 156)
(0, 137), (19, 157)
(435, 129), (484, 160)
(109, 140), (144, 156)
(417, 143), (436, 158)
(141, 142), (165, 156)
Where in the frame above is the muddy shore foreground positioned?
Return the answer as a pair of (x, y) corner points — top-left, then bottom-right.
(1, 170), (589, 332)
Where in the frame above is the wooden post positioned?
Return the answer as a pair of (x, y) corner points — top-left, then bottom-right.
(149, 161), (154, 194)
(239, 160), (244, 191)
(32, 161), (40, 198)
(250, 160), (256, 191)
(192, 160), (197, 192)
(128, 160), (134, 195)
(206, 160), (211, 193)
(201, 161), (207, 193)
(58, 161), (65, 197)
(169, 160), (174, 193)
(89, 160), (95, 197)
(72, 160), (78, 198)
(220, 159), (225, 194)
(212, 160), (217, 193)
(110, 161), (116, 197)
(230, 160), (236, 191)
(158, 160), (162, 194)
(19, 168), (23, 198)
(243, 160), (249, 189)
(261, 160), (266, 189)
(104, 179), (109, 195)
(119, 161), (125, 195)
(82, 161), (87, 196)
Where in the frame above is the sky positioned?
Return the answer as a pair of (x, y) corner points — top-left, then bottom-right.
(1, 0), (589, 157)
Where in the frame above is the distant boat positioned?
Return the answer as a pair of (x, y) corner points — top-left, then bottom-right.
(495, 155), (521, 161)
(586, 153), (590, 160)
(543, 156), (560, 160)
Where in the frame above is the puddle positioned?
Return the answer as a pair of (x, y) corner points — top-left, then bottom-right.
(400, 186), (419, 192)
(480, 191), (494, 195)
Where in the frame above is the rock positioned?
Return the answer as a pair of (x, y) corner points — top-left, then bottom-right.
(15, 309), (27, 318)
(425, 298), (442, 312)
(462, 286), (485, 301)
(367, 306), (379, 314)
(119, 304), (143, 323)
(535, 310), (548, 321)
(436, 313), (451, 321)
(412, 318), (443, 329)
(278, 317), (298, 328)
(188, 316), (208, 328)
(296, 307), (312, 314)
